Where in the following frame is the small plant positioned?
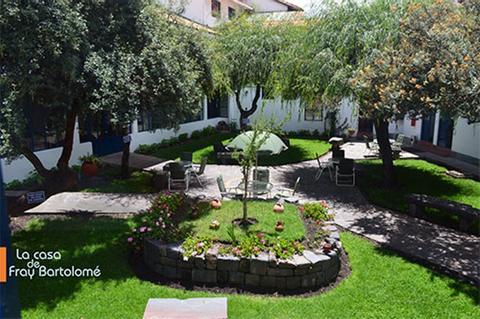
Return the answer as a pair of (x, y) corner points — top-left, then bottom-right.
(302, 201), (333, 222)
(182, 235), (213, 258)
(235, 234), (266, 257)
(79, 154), (101, 165)
(271, 238), (304, 259)
(275, 220), (285, 232)
(178, 133), (189, 142)
(201, 126), (216, 137)
(226, 224), (237, 244)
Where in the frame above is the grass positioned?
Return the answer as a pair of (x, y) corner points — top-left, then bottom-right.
(80, 170), (155, 193)
(137, 133), (331, 166)
(357, 159), (480, 232)
(358, 159), (480, 211)
(13, 217), (479, 318)
(181, 200), (305, 242)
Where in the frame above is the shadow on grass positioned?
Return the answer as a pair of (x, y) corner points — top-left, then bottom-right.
(12, 217), (133, 312)
(371, 244), (480, 304)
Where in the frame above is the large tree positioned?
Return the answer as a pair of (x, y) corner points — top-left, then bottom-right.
(210, 15), (285, 128)
(277, 0), (479, 186)
(351, 0), (479, 185)
(0, 0), (211, 190)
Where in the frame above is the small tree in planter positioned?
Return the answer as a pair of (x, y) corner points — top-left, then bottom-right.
(79, 154), (101, 177)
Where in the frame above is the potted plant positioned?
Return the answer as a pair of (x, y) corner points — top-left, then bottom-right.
(79, 154), (101, 177)
(275, 221), (285, 232)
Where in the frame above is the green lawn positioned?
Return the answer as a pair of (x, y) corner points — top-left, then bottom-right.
(357, 159), (480, 231)
(13, 217), (479, 318)
(136, 134), (331, 166)
(358, 159), (480, 211)
(80, 170), (156, 193)
(182, 200), (305, 242)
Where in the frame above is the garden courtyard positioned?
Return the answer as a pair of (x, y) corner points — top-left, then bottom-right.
(11, 138), (480, 318)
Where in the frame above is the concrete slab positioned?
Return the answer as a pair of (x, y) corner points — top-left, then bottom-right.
(100, 152), (166, 170)
(143, 298), (227, 319)
(25, 192), (154, 214)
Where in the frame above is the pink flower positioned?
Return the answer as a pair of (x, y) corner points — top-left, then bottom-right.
(127, 237), (134, 243)
(140, 226), (147, 233)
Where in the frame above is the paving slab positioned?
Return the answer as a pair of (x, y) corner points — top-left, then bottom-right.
(25, 192), (154, 214)
(143, 298), (227, 319)
(100, 152), (166, 170)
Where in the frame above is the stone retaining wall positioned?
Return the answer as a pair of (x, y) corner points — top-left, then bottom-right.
(144, 228), (341, 292)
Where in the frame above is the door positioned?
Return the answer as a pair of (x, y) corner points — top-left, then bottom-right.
(437, 116), (453, 149)
(357, 118), (373, 137)
(420, 114), (435, 143)
(79, 113), (124, 156)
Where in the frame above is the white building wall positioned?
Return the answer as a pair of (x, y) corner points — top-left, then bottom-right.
(451, 118), (479, 160)
(1, 122), (93, 183)
(247, 0), (288, 12)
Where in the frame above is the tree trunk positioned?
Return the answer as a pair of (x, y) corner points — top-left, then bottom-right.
(121, 132), (131, 179)
(20, 147), (51, 179)
(236, 85), (261, 129)
(57, 104), (79, 171)
(374, 119), (396, 187)
(242, 166), (249, 224)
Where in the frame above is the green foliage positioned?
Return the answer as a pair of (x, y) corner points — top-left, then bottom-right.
(301, 201), (333, 222)
(190, 130), (202, 139)
(178, 133), (189, 142)
(182, 235), (213, 258)
(4, 171), (44, 191)
(352, 0), (480, 122)
(79, 154), (101, 165)
(128, 192), (186, 250)
(200, 126), (216, 137)
(271, 238), (304, 260)
(235, 234), (266, 257)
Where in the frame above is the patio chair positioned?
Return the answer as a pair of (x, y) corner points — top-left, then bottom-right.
(332, 149), (345, 160)
(168, 164), (190, 191)
(216, 175), (242, 199)
(253, 168), (270, 183)
(214, 142), (234, 165)
(315, 153), (333, 181)
(180, 152), (193, 168)
(336, 159), (355, 187)
(189, 156), (207, 187)
(274, 177), (301, 203)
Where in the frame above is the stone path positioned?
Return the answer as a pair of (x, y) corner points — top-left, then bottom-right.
(25, 192), (154, 214)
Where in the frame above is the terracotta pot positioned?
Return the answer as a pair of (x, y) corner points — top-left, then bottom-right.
(210, 199), (222, 209)
(322, 243), (333, 253)
(275, 222), (285, 232)
(81, 162), (98, 177)
(273, 203), (284, 213)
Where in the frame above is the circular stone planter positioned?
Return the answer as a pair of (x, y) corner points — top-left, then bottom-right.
(143, 225), (342, 292)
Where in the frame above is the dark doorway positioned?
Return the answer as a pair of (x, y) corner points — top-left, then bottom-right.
(357, 118), (374, 137)
(420, 114), (435, 143)
(437, 116), (454, 149)
(79, 113), (124, 156)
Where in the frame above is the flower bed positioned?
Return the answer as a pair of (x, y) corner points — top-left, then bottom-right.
(129, 193), (343, 292)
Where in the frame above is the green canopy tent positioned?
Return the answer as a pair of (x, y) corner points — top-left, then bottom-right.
(226, 131), (288, 155)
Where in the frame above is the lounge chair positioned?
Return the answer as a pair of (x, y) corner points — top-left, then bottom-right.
(336, 159), (355, 187)
(216, 175), (242, 199)
(315, 153), (332, 181)
(274, 177), (301, 203)
(189, 157), (207, 187)
(168, 163), (190, 191)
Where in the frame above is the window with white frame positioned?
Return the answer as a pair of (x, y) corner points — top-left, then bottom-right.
(211, 0), (221, 17)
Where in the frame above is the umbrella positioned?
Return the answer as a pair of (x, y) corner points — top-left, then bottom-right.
(226, 131), (288, 155)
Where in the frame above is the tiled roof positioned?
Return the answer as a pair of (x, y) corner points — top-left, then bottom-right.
(274, 0), (304, 11)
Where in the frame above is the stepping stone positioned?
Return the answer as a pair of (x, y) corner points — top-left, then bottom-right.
(143, 298), (228, 319)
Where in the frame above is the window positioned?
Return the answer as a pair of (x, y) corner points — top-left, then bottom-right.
(211, 0), (221, 17)
(137, 112), (164, 132)
(208, 94), (229, 119)
(228, 7), (236, 19)
(183, 107), (204, 123)
(28, 107), (65, 151)
(304, 109), (323, 121)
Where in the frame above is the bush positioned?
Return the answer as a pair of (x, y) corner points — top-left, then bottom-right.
(201, 126), (216, 137)
(300, 201), (333, 222)
(127, 192), (187, 251)
(178, 133), (189, 142)
(298, 130), (311, 137)
(168, 137), (178, 145)
(182, 235), (213, 258)
(4, 171), (44, 190)
(190, 130), (202, 139)
(271, 238), (304, 259)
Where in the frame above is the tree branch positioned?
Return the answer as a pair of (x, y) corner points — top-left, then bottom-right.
(21, 147), (51, 178)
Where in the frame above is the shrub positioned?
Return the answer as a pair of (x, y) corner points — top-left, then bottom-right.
(182, 235), (213, 258)
(201, 126), (216, 136)
(127, 192), (186, 251)
(190, 130), (202, 139)
(235, 233), (266, 257)
(178, 133), (189, 142)
(271, 238), (304, 259)
(168, 137), (179, 145)
(4, 170), (44, 190)
(298, 130), (311, 137)
(301, 201), (333, 222)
